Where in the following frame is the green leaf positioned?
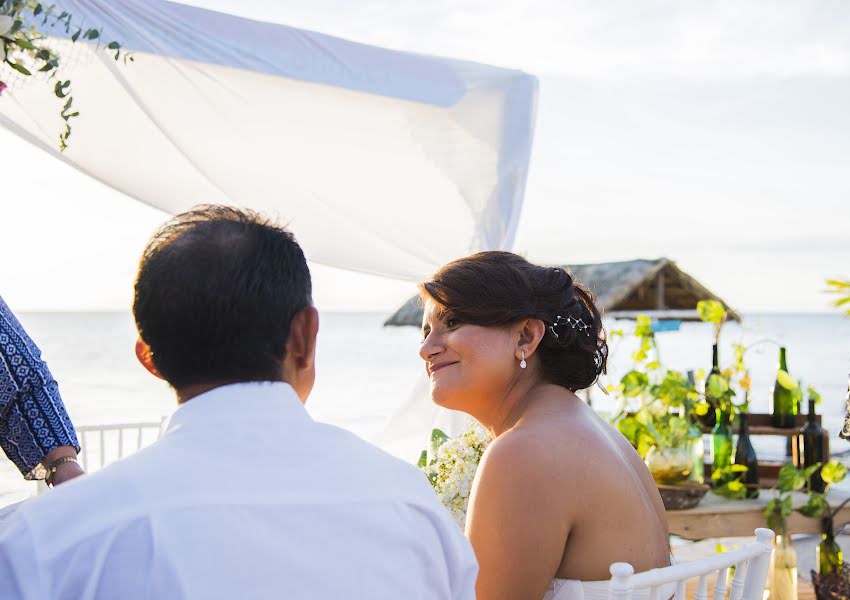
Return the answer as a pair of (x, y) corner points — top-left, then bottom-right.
(778, 463), (806, 492)
(34, 4), (43, 16)
(781, 494), (794, 517)
(71, 28), (81, 42)
(821, 461), (847, 485)
(706, 373), (729, 399)
(808, 386), (822, 404)
(8, 61), (32, 76)
(799, 494), (828, 518)
(729, 464), (748, 473)
(14, 38), (36, 50)
(621, 370), (649, 397)
(697, 300), (726, 324)
(430, 428), (449, 446)
(776, 370), (798, 391)
(107, 41), (120, 49)
(54, 80), (71, 98)
(693, 401), (710, 416)
(417, 450), (427, 469)
(85, 28), (100, 40)
(803, 463), (823, 481)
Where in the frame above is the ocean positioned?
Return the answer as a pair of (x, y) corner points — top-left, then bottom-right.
(1, 311), (849, 506)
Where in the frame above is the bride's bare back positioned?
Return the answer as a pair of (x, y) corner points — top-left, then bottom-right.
(466, 385), (670, 599)
(417, 252), (670, 600)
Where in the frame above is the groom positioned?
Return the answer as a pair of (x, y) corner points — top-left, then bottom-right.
(0, 206), (477, 599)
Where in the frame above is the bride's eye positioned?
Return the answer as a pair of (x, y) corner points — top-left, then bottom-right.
(445, 318), (461, 329)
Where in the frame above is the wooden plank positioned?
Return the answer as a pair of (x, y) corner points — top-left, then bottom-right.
(667, 488), (850, 541)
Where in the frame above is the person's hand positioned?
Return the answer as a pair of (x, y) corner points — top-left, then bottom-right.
(42, 445), (86, 486)
(50, 460), (85, 485)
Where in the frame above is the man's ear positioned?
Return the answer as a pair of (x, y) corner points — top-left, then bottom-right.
(135, 338), (164, 380)
(287, 306), (320, 370)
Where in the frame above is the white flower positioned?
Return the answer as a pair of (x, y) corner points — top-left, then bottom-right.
(0, 15), (13, 37)
(419, 420), (494, 529)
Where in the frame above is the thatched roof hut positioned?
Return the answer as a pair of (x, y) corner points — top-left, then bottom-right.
(384, 257), (740, 327)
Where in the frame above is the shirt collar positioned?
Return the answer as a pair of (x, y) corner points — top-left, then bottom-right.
(164, 381), (311, 435)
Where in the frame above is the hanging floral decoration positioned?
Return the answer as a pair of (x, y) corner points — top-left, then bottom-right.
(0, 1), (132, 150)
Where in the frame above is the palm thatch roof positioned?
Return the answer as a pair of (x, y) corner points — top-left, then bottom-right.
(384, 258), (740, 327)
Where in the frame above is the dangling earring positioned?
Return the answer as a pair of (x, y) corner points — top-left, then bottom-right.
(520, 350), (527, 369)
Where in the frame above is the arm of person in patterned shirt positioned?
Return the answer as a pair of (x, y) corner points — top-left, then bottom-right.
(0, 295), (84, 485)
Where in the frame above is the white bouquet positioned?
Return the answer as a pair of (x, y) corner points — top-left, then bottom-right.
(418, 421), (494, 528)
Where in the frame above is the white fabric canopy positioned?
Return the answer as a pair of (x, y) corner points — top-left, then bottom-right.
(0, 0), (537, 281)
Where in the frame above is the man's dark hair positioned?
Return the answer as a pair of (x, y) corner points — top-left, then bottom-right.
(133, 205), (312, 389)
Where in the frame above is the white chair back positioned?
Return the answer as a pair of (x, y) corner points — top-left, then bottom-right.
(37, 418), (167, 494)
(609, 528), (774, 600)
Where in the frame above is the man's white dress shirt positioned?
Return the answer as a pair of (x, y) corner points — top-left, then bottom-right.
(0, 382), (478, 599)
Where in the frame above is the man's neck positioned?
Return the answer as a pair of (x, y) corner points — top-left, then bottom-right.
(175, 379), (287, 404)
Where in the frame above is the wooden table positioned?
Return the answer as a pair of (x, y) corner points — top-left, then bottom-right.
(667, 487), (850, 540)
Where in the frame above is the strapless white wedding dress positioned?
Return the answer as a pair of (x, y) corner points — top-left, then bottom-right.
(543, 578), (676, 600)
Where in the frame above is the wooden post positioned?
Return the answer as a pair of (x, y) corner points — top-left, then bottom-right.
(656, 272), (666, 310)
(609, 562), (634, 600)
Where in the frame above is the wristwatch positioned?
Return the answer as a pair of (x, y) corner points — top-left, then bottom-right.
(45, 456), (79, 487)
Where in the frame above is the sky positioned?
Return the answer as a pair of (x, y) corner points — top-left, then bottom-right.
(1, 0), (848, 312)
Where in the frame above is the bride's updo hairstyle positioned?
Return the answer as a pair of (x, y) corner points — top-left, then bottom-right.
(419, 251), (607, 391)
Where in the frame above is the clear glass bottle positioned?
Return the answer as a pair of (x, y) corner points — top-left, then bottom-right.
(770, 534), (798, 600)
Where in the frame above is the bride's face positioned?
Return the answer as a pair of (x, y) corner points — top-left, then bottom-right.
(419, 299), (516, 413)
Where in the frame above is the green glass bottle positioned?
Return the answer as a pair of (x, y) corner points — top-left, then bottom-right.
(733, 411), (759, 498)
(800, 396), (827, 493)
(817, 516), (843, 576)
(771, 346), (797, 428)
(711, 408), (733, 488)
(698, 344), (721, 429)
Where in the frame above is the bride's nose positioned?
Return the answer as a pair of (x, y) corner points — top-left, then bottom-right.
(419, 332), (444, 361)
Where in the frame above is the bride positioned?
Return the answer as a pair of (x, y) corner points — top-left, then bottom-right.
(418, 251), (671, 600)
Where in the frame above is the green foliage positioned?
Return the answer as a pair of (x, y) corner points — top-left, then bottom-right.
(799, 493), (829, 518)
(763, 460), (849, 536)
(776, 370), (799, 391)
(697, 299), (727, 342)
(821, 460), (847, 486)
(697, 300), (727, 324)
(764, 494), (794, 535)
(712, 464), (749, 499)
(0, 1), (132, 150)
(778, 462), (807, 493)
(826, 279), (850, 317)
(808, 386), (822, 405)
(611, 314), (701, 458)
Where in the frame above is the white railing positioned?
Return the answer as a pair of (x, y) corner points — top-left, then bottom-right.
(609, 528), (774, 600)
(37, 418), (167, 494)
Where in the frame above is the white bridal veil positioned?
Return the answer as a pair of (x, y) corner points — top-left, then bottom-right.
(0, 0), (538, 459)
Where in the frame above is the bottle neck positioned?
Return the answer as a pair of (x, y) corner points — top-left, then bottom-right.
(808, 399), (818, 423)
(739, 412), (749, 432)
(779, 347), (788, 371)
(712, 344), (719, 369)
(822, 517), (835, 541)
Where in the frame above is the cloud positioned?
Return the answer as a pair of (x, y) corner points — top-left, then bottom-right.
(200, 0), (850, 80)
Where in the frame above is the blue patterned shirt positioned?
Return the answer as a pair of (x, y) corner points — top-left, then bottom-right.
(0, 296), (79, 479)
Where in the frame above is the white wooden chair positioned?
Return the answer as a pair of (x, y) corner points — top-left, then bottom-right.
(37, 418), (167, 494)
(609, 528), (774, 600)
